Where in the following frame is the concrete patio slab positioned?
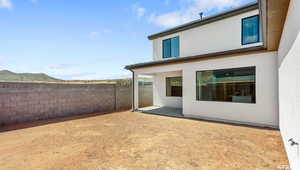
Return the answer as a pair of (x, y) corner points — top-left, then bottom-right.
(138, 106), (183, 118)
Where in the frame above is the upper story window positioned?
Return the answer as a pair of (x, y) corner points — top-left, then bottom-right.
(163, 36), (179, 58)
(242, 15), (260, 45)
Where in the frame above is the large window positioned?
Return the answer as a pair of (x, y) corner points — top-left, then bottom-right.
(242, 15), (260, 45)
(166, 77), (182, 97)
(196, 67), (256, 103)
(163, 36), (179, 58)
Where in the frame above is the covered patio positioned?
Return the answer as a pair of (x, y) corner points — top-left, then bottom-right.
(132, 67), (183, 112)
(138, 106), (183, 118)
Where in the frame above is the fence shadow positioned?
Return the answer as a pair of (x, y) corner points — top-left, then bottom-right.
(0, 111), (127, 133)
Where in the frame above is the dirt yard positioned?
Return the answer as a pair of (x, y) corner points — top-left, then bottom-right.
(0, 111), (288, 170)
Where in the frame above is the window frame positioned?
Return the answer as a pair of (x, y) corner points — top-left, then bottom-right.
(241, 15), (260, 45)
(162, 36), (180, 58)
(166, 76), (183, 97)
(195, 66), (256, 104)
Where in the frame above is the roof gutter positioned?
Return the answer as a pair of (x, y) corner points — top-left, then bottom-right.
(125, 46), (266, 70)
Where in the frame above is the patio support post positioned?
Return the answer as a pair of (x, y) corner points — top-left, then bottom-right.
(132, 72), (139, 111)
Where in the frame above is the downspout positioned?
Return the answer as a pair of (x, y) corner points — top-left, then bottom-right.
(130, 70), (135, 112)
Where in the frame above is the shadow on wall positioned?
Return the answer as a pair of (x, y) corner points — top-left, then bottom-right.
(279, 32), (300, 170)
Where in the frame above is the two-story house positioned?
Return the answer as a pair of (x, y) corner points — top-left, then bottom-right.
(125, 1), (288, 128)
(126, 0), (300, 168)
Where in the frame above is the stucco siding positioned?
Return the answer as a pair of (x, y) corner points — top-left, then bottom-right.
(278, 0), (300, 169)
(134, 51), (278, 127)
(152, 9), (262, 61)
(153, 71), (182, 108)
(183, 52), (278, 127)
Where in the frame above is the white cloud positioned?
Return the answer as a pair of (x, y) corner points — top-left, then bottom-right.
(102, 28), (112, 34)
(87, 29), (111, 40)
(70, 71), (131, 80)
(149, 12), (188, 28)
(46, 64), (87, 77)
(0, 56), (11, 68)
(30, 0), (39, 3)
(0, 0), (12, 9)
(88, 32), (100, 40)
(43, 64), (132, 80)
(0, 56), (6, 66)
(137, 7), (146, 17)
(132, 3), (146, 18)
(149, 0), (250, 28)
(164, 0), (170, 5)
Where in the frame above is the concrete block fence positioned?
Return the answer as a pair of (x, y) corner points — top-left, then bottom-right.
(0, 82), (152, 125)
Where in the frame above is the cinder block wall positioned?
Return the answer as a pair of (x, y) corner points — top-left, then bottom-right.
(0, 82), (151, 125)
(116, 85), (132, 111)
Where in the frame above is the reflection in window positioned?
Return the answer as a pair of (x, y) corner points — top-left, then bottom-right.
(242, 15), (260, 45)
(166, 77), (182, 97)
(196, 67), (256, 103)
(163, 36), (180, 58)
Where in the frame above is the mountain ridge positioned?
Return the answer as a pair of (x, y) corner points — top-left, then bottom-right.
(0, 70), (62, 82)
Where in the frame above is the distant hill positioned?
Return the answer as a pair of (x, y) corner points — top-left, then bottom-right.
(0, 70), (152, 85)
(64, 78), (152, 86)
(0, 70), (62, 82)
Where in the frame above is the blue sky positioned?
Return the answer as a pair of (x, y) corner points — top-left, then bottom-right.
(0, 0), (255, 80)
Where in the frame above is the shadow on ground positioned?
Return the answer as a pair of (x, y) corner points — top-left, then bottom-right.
(0, 111), (117, 133)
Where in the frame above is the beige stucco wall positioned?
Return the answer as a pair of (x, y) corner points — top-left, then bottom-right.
(152, 9), (262, 61)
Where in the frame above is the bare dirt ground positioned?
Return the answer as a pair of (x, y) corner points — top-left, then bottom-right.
(0, 111), (288, 170)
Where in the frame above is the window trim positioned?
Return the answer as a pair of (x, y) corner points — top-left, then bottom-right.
(166, 76), (183, 97)
(195, 66), (256, 104)
(162, 36), (180, 58)
(241, 15), (260, 45)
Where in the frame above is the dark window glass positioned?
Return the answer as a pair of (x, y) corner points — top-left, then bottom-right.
(163, 36), (179, 58)
(163, 39), (171, 58)
(166, 77), (182, 97)
(196, 67), (256, 103)
(171, 36), (179, 57)
(242, 15), (260, 45)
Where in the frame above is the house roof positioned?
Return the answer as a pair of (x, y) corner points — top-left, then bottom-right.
(125, 46), (265, 70)
(148, 2), (259, 40)
(125, 2), (262, 71)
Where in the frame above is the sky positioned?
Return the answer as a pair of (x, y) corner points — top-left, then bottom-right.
(0, 0), (255, 80)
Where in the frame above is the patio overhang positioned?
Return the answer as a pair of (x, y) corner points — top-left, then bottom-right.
(125, 46), (266, 70)
(130, 70), (182, 112)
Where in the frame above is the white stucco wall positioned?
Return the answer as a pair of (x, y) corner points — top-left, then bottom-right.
(152, 9), (262, 61)
(183, 52), (278, 127)
(153, 71), (182, 108)
(134, 51), (278, 127)
(278, 0), (300, 169)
